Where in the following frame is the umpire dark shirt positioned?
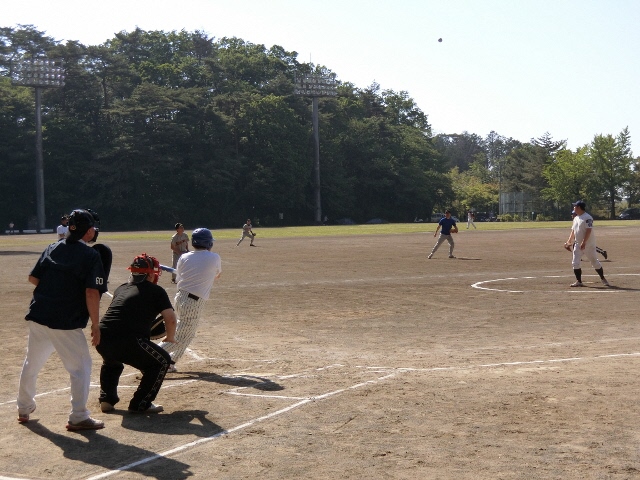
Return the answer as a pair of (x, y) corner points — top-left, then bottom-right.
(26, 239), (107, 330)
(100, 282), (173, 339)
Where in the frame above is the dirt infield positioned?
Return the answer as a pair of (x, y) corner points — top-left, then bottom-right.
(2, 225), (640, 479)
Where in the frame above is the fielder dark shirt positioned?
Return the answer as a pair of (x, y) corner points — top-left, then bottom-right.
(438, 217), (457, 235)
(26, 239), (107, 330)
(99, 281), (173, 339)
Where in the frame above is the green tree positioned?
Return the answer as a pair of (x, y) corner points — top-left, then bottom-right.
(589, 127), (633, 218)
(542, 146), (595, 213)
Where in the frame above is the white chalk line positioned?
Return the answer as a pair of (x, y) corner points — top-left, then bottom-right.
(210, 266), (638, 291)
(83, 349), (640, 478)
(358, 351), (640, 373)
(84, 371), (399, 480)
(472, 273), (640, 293)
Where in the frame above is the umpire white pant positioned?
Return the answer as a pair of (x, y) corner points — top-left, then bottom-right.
(17, 321), (93, 423)
(158, 290), (206, 364)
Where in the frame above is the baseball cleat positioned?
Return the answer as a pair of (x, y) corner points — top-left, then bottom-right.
(448, 255), (456, 258)
(570, 281), (584, 287)
(17, 406), (36, 423)
(167, 364), (177, 373)
(100, 401), (115, 413)
(129, 403), (164, 414)
(601, 278), (610, 287)
(603, 251), (608, 260)
(427, 254), (433, 259)
(66, 417), (105, 431)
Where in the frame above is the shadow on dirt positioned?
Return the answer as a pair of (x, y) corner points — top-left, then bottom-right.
(23, 420), (192, 479)
(120, 409), (224, 437)
(166, 371), (284, 391)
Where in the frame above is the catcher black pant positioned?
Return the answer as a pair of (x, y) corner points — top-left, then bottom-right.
(96, 336), (171, 411)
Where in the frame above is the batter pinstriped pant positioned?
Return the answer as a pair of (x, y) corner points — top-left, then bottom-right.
(158, 289), (206, 364)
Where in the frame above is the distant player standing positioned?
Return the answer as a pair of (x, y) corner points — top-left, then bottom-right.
(428, 209), (458, 259)
(236, 219), (256, 247)
(56, 215), (69, 240)
(170, 223), (189, 283)
(158, 228), (221, 372)
(565, 200), (609, 287)
(466, 210), (476, 229)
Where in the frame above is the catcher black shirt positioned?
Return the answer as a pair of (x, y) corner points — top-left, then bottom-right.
(100, 281), (173, 338)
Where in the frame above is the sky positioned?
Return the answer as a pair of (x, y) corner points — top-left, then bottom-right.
(4, 0), (640, 154)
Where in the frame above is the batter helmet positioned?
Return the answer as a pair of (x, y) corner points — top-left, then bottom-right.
(128, 253), (161, 284)
(192, 228), (214, 249)
(68, 208), (100, 242)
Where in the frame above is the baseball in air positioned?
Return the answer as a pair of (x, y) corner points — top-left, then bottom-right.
(438, 38), (442, 42)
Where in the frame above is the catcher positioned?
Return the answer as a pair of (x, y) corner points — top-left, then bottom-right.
(96, 253), (177, 414)
(236, 218), (257, 247)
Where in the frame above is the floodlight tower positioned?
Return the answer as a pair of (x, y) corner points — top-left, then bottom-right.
(11, 58), (65, 231)
(294, 72), (337, 224)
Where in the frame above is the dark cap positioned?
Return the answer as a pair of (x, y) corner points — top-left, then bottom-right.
(175, 223), (183, 229)
(572, 200), (586, 210)
(67, 209), (98, 242)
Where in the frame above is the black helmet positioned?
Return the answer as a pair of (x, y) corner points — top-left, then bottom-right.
(68, 208), (100, 242)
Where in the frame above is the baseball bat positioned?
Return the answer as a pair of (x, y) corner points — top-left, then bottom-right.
(160, 264), (176, 274)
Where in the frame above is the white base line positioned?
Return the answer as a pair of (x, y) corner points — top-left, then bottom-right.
(359, 352), (640, 373)
(84, 372), (398, 480)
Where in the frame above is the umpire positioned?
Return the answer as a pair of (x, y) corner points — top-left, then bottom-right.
(17, 208), (107, 431)
(96, 253), (177, 414)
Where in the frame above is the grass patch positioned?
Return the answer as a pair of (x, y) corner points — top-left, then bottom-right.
(1, 220), (638, 246)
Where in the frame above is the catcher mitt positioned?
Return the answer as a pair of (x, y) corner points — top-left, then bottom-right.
(150, 315), (166, 340)
(564, 242), (573, 252)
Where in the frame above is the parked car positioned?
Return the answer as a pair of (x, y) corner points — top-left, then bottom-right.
(618, 208), (640, 220)
(474, 211), (498, 222)
(430, 212), (460, 223)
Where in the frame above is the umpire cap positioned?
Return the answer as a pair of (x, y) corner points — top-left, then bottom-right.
(68, 209), (100, 242)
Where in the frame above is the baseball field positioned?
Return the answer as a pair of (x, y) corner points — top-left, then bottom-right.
(2, 221), (640, 479)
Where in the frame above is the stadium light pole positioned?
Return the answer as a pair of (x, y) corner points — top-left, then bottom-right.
(11, 58), (65, 232)
(294, 72), (337, 224)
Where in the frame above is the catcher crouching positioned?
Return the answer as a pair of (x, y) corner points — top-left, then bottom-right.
(96, 253), (177, 414)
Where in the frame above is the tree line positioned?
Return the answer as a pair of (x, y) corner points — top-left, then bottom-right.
(1, 26), (637, 231)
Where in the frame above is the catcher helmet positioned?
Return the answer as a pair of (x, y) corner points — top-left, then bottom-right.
(128, 253), (161, 284)
(192, 228), (214, 249)
(68, 208), (100, 242)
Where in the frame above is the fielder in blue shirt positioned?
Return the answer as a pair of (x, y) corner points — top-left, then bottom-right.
(428, 209), (459, 259)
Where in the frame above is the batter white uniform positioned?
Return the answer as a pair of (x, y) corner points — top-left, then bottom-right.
(158, 249), (221, 365)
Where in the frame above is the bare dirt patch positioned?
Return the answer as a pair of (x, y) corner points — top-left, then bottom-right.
(2, 225), (640, 479)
